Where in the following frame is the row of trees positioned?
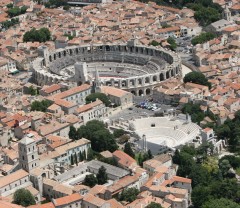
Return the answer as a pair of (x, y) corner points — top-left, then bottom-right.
(191, 32), (217, 46)
(70, 150), (87, 165)
(7, 6), (27, 18)
(23, 28), (51, 43)
(83, 166), (108, 187)
(173, 145), (240, 208)
(1, 18), (19, 31)
(69, 120), (118, 152)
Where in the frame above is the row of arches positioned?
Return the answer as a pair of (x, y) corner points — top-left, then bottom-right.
(131, 88), (151, 96)
(47, 44), (176, 66)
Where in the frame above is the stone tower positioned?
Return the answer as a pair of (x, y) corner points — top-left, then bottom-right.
(74, 62), (88, 85)
(93, 66), (101, 93)
(222, 5), (232, 22)
(37, 46), (50, 67)
(18, 137), (39, 173)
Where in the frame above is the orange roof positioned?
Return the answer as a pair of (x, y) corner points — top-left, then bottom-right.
(28, 202), (55, 208)
(42, 84), (61, 94)
(172, 176), (191, 184)
(101, 86), (129, 97)
(53, 193), (83, 206)
(155, 26), (180, 34)
(75, 99), (103, 114)
(113, 150), (136, 168)
(0, 169), (28, 188)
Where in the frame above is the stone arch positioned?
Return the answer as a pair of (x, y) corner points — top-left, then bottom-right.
(106, 45), (110, 51)
(145, 77), (150, 84)
(146, 88), (151, 95)
(58, 52), (61, 58)
(130, 79), (135, 86)
(54, 53), (56, 60)
(69, 49), (73, 56)
(166, 71), (170, 79)
(160, 73), (164, 81)
(171, 69), (174, 77)
(122, 80), (127, 87)
(139, 89), (144, 96)
(138, 78), (142, 85)
(75, 48), (79, 54)
(49, 55), (52, 62)
(63, 50), (66, 56)
(131, 90), (136, 95)
(153, 75), (157, 82)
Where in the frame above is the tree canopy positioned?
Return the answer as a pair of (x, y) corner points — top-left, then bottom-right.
(124, 142), (135, 158)
(167, 37), (177, 51)
(119, 187), (139, 202)
(31, 100), (52, 112)
(146, 202), (163, 208)
(191, 32), (217, 45)
(13, 188), (36, 207)
(77, 120), (118, 152)
(97, 165), (108, 185)
(7, 6), (27, 18)
(23, 28), (51, 43)
(183, 71), (211, 89)
(202, 198), (240, 208)
(85, 92), (111, 106)
(83, 174), (98, 187)
(173, 145), (240, 208)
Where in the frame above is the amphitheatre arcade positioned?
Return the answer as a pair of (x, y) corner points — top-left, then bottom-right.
(32, 40), (182, 96)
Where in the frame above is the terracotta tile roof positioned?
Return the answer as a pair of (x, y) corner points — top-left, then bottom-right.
(75, 99), (103, 114)
(83, 194), (107, 206)
(28, 202), (55, 208)
(172, 176), (191, 184)
(113, 150), (137, 168)
(101, 86), (129, 97)
(42, 84), (61, 94)
(53, 193), (83, 206)
(0, 169), (28, 188)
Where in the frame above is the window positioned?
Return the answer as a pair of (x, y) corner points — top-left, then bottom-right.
(32, 155), (34, 160)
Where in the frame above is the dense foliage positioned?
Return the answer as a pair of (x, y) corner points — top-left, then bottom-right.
(83, 174), (98, 187)
(13, 188), (36, 206)
(124, 142), (135, 158)
(1, 18), (19, 31)
(202, 198), (240, 208)
(73, 120), (118, 152)
(7, 6), (27, 18)
(167, 37), (177, 51)
(43, 0), (68, 8)
(85, 92), (111, 106)
(31, 100), (52, 112)
(182, 103), (205, 124)
(173, 145), (240, 208)
(113, 129), (125, 138)
(216, 111), (240, 153)
(146, 202), (163, 208)
(183, 71), (211, 89)
(97, 166), (108, 185)
(23, 28), (51, 43)
(119, 187), (139, 202)
(191, 32), (217, 45)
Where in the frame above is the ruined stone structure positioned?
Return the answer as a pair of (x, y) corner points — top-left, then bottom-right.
(32, 41), (182, 96)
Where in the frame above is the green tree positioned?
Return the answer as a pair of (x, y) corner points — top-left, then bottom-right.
(69, 126), (78, 140)
(83, 150), (86, 160)
(28, 86), (38, 96)
(74, 152), (78, 165)
(13, 188), (36, 206)
(70, 154), (74, 165)
(78, 120), (117, 152)
(97, 166), (108, 185)
(85, 93), (111, 106)
(183, 71), (211, 89)
(79, 151), (83, 162)
(30, 100), (52, 112)
(202, 198), (240, 208)
(191, 32), (216, 45)
(87, 148), (95, 161)
(167, 37), (177, 50)
(7, 3), (13, 8)
(119, 188), (139, 202)
(113, 129), (125, 138)
(147, 149), (153, 159)
(63, 5), (70, 10)
(83, 174), (98, 187)
(149, 40), (160, 46)
(146, 202), (163, 208)
(124, 142), (135, 158)
(23, 28), (51, 43)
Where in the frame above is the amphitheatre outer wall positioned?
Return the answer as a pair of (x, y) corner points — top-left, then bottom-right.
(32, 41), (182, 96)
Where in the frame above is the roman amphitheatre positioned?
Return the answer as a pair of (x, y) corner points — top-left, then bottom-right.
(32, 40), (181, 96)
